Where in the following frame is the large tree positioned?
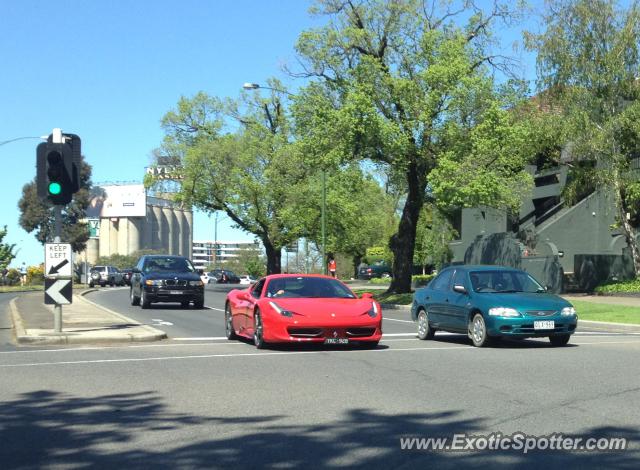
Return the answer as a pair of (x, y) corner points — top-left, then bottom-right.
(152, 82), (312, 274)
(526, 0), (640, 277)
(18, 157), (92, 252)
(293, 0), (530, 292)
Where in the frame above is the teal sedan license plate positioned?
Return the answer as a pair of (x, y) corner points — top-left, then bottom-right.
(534, 320), (555, 330)
(325, 338), (349, 344)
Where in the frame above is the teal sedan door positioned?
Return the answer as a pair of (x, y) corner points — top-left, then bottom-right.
(446, 268), (471, 331)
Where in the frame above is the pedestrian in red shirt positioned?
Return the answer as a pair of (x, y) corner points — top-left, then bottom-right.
(328, 256), (337, 278)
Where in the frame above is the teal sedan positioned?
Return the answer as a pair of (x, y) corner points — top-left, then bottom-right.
(411, 265), (578, 347)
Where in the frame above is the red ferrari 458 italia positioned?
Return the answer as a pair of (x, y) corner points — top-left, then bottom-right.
(225, 274), (382, 349)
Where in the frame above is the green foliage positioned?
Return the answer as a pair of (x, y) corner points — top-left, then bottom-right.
(152, 80), (311, 274)
(294, 0), (530, 292)
(26, 265), (44, 285)
(412, 274), (436, 286)
(594, 278), (640, 294)
(18, 156), (93, 252)
(0, 226), (16, 270)
(365, 246), (392, 265)
(526, 0), (640, 274)
(288, 164), (397, 269)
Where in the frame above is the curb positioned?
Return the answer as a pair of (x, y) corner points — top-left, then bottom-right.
(381, 303), (411, 311)
(9, 291), (167, 345)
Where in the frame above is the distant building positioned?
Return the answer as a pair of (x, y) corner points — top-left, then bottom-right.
(192, 240), (261, 270)
(81, 184), (193, 266)
(449, 163), (639, 292)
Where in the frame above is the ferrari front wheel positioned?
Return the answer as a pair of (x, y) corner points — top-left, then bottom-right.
(225, 303), (237, 340)
(253, 310), (266, 349)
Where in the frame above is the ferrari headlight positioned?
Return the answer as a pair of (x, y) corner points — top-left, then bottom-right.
(269, 301), (293, 317)
(145, 279), (163, 286)
(561, 306), (576, 316)
(189, 280), (204, 286)
(367, 302), (379, 318)
(488, 307), (521, 317)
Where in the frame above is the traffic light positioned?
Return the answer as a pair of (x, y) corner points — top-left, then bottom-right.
(37, 142), (74, 205)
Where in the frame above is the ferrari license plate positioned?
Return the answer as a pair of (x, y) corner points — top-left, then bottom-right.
(324, 338), (349, 345)
(534, 320), (555, 330)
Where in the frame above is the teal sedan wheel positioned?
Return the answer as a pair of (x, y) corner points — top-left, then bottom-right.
(469, 313), (490, 347)
(417, 310), (435, 340)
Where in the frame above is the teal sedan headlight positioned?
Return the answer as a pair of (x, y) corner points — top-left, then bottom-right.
(145, 279), (163, 286)
(561, 306), (576, 316)
(488, 307), (521, 317)
(188, 280), (204, 286)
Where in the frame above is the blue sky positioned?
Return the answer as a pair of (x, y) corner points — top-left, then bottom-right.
(0, 0), (539, 267)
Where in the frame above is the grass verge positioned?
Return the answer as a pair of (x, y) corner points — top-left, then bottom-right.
(570, 300), (640, 325)
(352, 289), (413, 305)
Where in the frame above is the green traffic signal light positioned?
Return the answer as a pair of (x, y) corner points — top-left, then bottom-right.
(48, 182), (62, 195)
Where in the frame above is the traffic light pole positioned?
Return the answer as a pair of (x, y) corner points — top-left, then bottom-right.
(53, 204), (62, 333)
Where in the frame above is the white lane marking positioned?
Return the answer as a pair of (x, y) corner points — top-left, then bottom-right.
(151, 319), (174, 326)
(572, 340), (640, 346)
(173, 337), (228, 341)
(383, 317), (414, 323)
(0, 345), (475, 368)
(205, 306), (225, 312)
(382, 333), (416, 337)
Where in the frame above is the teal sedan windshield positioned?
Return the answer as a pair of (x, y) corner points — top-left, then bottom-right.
(469, 270), (544, 293)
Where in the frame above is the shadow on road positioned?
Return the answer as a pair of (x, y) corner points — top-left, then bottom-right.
(0, 390), (637, 469)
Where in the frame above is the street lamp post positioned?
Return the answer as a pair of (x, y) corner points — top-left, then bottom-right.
(242, 82), (327, 274)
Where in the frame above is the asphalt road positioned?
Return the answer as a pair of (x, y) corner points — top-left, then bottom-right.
(83, 284), (419, 340)
(1, 288), (639, 469)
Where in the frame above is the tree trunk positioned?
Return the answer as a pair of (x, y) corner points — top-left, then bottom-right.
(263, 238), (282, 274)
(613, 177), (640, 277)
(353, 254), (363, 280)
(388, 160), (427, 293)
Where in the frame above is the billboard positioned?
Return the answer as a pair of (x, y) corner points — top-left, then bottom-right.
(87, 184), (146, 218)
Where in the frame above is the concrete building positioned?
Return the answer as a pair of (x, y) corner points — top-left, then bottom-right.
(81, 184), (192, 266)
(449, 163), (639, 292)
(192, 240), (261, 270)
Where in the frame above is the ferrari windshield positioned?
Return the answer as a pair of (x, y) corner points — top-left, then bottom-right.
(469, 270), (545, 293)
(265, 277), (356, 299)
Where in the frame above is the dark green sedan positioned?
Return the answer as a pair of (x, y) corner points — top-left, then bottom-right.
(411, 265), (578, 347)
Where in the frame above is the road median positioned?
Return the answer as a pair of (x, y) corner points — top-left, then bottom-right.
(10, 290), (167, 345)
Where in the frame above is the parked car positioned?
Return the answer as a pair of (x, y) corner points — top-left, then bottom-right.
(121, 268), (134, 286)
(225, 274), (382, 349)
(358, 262), (392, 280)
(239, 275), (257, 285)
(89, 266), (124, 287)
(411, 265), (578, 347)
(208, 269), (241, 284)
(130, 255), (205, 309)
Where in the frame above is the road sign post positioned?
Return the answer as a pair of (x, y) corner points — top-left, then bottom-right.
(45, 242), (73, 333)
